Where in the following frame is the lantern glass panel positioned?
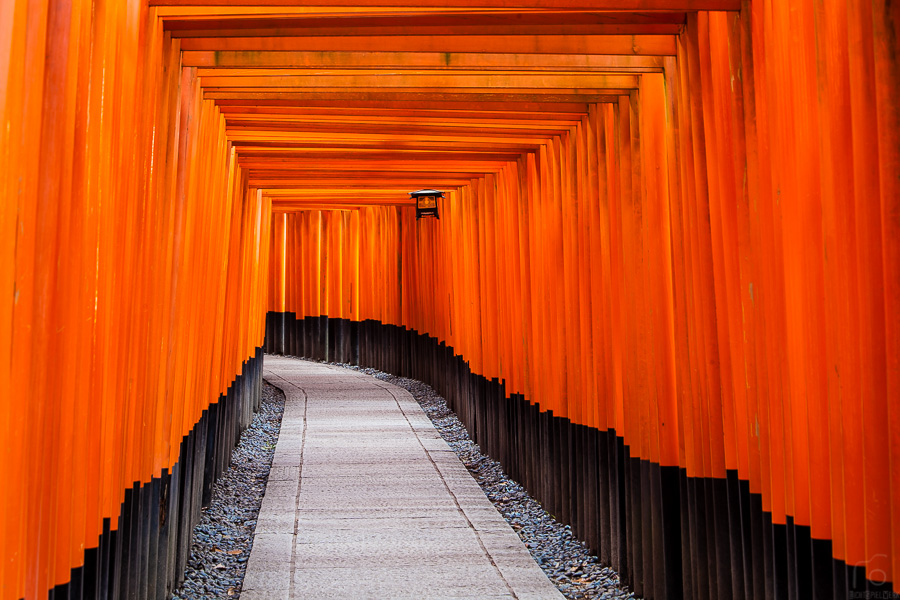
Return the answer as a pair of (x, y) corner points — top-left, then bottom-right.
(410, 189), (443, 219)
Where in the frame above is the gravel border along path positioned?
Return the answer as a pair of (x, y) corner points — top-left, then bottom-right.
(171, 362), (636, 599)
(171, 381), (285, 600)
(328, 361), (638, 600)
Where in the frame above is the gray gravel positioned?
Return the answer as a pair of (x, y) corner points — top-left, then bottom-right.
(327, 361), (638, 600)
(171, 381), (285, 600)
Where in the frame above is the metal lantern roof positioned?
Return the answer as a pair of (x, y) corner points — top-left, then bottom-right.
(409, 189), (445, 198)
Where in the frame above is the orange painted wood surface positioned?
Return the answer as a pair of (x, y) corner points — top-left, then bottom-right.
(2, 0), (899, 597)
(261, 2), (899, 592)
(1, 3), (270, 598)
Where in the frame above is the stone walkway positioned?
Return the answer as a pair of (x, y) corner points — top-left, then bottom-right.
(242, 356), (564, 600)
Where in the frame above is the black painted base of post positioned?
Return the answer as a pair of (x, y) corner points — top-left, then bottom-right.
(264, 312), (897, 600)
(47, 348), (265, 600)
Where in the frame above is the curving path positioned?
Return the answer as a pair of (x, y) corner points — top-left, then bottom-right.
(241, 355), (564, 600)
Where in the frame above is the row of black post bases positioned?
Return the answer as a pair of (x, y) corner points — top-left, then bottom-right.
(48, 349), (264, 600)
(265, 312), (890, 600)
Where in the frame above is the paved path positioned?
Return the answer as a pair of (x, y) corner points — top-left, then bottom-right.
(242, 356), (564, 600)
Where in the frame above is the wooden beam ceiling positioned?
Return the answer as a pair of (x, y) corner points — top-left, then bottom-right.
(154, 2), (738, 211)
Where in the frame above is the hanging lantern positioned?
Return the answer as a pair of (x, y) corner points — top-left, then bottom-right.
(410, 189), (443, 220)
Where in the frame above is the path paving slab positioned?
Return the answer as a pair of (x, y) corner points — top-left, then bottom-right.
(242, 356), (563, 600)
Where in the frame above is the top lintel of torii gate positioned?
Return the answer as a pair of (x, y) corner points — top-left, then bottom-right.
(149, 0), (742, 10)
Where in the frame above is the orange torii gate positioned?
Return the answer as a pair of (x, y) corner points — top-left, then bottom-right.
(1, 1), (898, 599)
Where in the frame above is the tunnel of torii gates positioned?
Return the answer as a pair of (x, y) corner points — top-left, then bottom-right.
(1, 0), (899, 599)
